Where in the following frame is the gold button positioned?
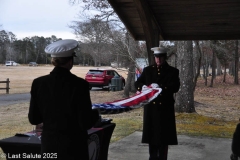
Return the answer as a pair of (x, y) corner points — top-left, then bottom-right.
(159, 102), (161, 105)
(153, 102), (155, 104)
(158, 73), (160, 75)
(138, 87), (140, 90)
(158, 69), (160, 71)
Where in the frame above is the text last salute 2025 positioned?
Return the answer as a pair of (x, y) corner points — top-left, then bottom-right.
(3, 153), (57, 159)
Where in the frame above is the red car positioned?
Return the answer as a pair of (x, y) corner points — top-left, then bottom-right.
(85, 69), (125, 90)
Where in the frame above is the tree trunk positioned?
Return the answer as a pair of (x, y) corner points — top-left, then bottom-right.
(210, 41), (217, 87)
(234, 40), (239, 84)
(205, 63), (210, 86)
(216, 58), (222, 76)
(205, 64), (209, 86)
(223, 64), (227, 82)
(124, 64), (136, 97)
(35, 50), (39, 63)
(229, 61), (234, 76)
(203, 64), (206, 77)
(202, 50), (209, 86)
(175, 41), (195, 113)
(202, 57), (206, 82)
(193, 41), (202, 91)
(94, 57), (97, 66)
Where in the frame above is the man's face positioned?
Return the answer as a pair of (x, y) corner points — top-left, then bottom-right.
(154, 55), (166, 66)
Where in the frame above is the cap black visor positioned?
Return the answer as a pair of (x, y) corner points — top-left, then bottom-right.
(154, 54), (166, 58)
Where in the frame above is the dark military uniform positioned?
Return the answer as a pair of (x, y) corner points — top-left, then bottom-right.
(28, 67), (98, 160)
(135, 62), (180, 145)
(231, 123), (240, 159)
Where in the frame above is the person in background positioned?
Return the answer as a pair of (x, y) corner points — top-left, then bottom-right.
(231, 118), (240, 160)
(28, 39), (98, 160)
(136, 68), (141, 78)
(135, 46), (180, 160)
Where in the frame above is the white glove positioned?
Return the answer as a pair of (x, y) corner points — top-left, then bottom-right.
(141, 85), (148, 91)
(136, 91), (141, 94)
(151, 83), (159, 88)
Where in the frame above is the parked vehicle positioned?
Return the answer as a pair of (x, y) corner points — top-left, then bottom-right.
(28, 62), (38, 66)
(85, 69), (125, 90)
(5, 61), (19, 66)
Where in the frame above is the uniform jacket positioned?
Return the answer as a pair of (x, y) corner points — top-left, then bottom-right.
(232, 123), (240, 157)
(135, 62), (180, 145)
(28, 67), (98, 160)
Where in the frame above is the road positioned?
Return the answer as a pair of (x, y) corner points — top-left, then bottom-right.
(0, 87), (105, 107)
(0, 93), (30, 107)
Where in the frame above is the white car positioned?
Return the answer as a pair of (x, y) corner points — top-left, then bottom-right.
(5, 61), (19, 66)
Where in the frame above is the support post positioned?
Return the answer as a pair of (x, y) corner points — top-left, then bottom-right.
(6, 78), (10, 94)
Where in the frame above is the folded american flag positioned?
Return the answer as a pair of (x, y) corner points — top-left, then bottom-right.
(92, 87), (162, 114)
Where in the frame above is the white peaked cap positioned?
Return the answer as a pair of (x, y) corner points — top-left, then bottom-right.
(151, 47), (167, 55)
(45, 39), (78, 57)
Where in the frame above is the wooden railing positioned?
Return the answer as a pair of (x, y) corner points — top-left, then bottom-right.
(0, 78), (10, 94)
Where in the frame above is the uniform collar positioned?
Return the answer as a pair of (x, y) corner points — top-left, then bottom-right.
(50, 66), (71, 75)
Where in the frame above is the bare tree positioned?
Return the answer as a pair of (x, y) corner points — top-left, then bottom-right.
(234, 40), (239, 84)
(69, 0), (151, 97)
(175, 41), (195, 113)
(0, 30), (10, 63)
(70, 18), (112, 66)
(69, 0), (118, 22)
(193, 41), (202, 91)
(112, 32), (145, 97)
(209, 40), (217, 87)
(213, 40), (235, 83)
(200, 41), (212, 86)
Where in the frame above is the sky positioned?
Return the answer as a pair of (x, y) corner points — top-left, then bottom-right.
(0, 0), (84, 40)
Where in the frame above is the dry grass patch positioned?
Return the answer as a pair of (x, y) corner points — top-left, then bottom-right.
(0, 103), (31, 140)
(176, 113), (237, 138)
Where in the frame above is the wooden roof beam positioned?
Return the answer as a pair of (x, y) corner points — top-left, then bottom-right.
(133, 0), (163, 64)
(133, 0), (163, 40)
(107, 0), (139, 40)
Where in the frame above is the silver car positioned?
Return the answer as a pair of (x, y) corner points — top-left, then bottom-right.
(5, 61), (19, 66)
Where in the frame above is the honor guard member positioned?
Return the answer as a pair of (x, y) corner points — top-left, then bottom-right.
(28, 39), (99, 160)
(231, 118), (240, 160)
(135, 47), (180, 160)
